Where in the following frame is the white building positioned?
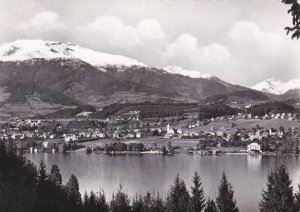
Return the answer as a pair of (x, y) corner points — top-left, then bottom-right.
(164, 123), (174, 138)
(64, 134), (78, 142)
(247, 143), (262, 153)
(42, 141), (49, 149)
(136, 131), (142, 139)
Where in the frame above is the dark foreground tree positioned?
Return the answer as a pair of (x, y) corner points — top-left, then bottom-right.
(282, 0), (300, 39)
(83, 191), (109, 212)
(216, 172), (239, 212)
(205, 199), (218, 212)
(0, 141), (37, 212)
(294, 184), (300, 212)
(0, 141), (79, 212)
(294, 184), (300, 211)
(132, 194), (144, 212)
(259, 164), (295, 212)
(190, 172), (206, 212)
(110, 185), (131, 212)
(132, 191), (164, 212)
(37, 161), (48, 184)
(145, 192), (165, 212)
(49, 164), (62, 186)
(36, 161), (52, 212)
(66, 174), (82, 211)
(166, 174), (191, 212)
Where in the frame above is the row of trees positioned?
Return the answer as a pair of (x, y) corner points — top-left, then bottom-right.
(103, 142), (145, 153)
(1, 140), (300, 212)
(91, 103), (198, 119)
(198, 104), (238, 121)
(247, 102), (298, 117)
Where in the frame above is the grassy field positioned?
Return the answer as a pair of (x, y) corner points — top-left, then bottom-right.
(174, 119), (299, 134)
(233, 119), (298, 130)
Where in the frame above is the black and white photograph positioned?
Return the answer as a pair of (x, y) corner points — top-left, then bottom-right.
(0, 0), (299, 211)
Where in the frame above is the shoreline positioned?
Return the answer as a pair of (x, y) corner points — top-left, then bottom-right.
(25, 149), (298, 157)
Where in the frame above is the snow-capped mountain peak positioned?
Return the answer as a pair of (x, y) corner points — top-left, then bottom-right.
(0, 39), (146, 68)
(252, 77), (300, 95)
(163, 65), (213, 79)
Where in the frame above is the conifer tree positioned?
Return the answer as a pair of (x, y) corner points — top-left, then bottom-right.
(37, 161), (48, 185)
(132, 194), (144, 212)
(89, 191), (97, 211)
(205, 199), (218, 212)
(166, 174), (191, 212)
(143, 191), (165, 212)
(83, 191), (89, 212)
(294, 184), (300, 211)
(259, 164), (295, 212)
(216, 172), (239, 212)
(191, 172), (206, 212)
(49, 164), (62, 186)
(97, 190), (109, 212)
(110, 185), (131, 212)
(66, 174), (82, 211)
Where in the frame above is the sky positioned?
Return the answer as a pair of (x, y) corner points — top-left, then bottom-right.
(0, 0), (299, 86)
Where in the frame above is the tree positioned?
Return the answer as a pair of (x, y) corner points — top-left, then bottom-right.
(0, 141), (37, 212)
(168, 141), (172, 151)
(66, 174), (82, 210)
(36, 162), (66, 212)
(132, 192), (165, 212)
(282, 0), (300, 39)
(88, 191), (98, 212)
(83, 192), (89, 211)
(59, 143), (67, 153)
(145, 192), (165, 212)
(110, 185), (131, 212)
(160, 146), (167, 156)
(216, 172), (239, 212)
(259, 164), (295, 212)
(190, 172), (206, 212)
(294, 184), (300, 212)
(49, 165), (62, 186)
(97, 190), (109, 212)
(83, 191), (108, 212)
(166, 175), (191, 212)
(37, 161), (48, 185)
(205, 199), (218, 212)
(132, 194), (144, 212)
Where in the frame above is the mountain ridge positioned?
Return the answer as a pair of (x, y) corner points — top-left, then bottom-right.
(0, 39), (146, 68)
(0, 39), (297, 116)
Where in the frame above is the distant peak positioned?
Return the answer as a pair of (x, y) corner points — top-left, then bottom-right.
(252, 77), (300, 95)
(265, 77), (282, 83)
(163, 65), (213, 79)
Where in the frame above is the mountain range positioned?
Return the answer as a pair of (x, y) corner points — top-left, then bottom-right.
(0, 39), (298, 115)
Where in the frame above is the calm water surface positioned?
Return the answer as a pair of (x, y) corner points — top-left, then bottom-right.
(26, 153), (300, 212)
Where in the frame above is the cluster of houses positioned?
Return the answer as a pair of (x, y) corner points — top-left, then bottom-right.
(0, 108), (299, 154)
(0, 119), (52, 141)
(0, 116), (152, 144)
(163, 123), (296, 142)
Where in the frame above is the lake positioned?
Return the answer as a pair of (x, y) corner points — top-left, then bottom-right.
(26, 153), (300, 212)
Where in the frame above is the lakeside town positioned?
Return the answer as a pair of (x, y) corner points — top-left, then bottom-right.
(1, 107), (299, 157)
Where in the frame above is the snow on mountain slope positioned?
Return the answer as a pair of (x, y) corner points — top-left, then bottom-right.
(252, 77), (300, 95)
(163, 65), (213, 79)
(0, 39), (146, 68)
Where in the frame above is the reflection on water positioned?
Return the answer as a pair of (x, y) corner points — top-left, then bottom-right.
(26, 153), (300, 212)
(247, 155), (262, 168)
